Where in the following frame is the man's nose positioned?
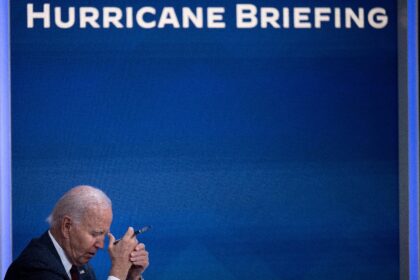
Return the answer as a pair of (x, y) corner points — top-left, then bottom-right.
(95, 237), (105, 249)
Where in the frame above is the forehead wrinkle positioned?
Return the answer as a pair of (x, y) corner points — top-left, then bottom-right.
(80, 207), (112, 233)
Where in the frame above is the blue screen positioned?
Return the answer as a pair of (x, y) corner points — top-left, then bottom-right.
(11, 1), (399, 279)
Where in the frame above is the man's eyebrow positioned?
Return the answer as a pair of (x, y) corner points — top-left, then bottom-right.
(91, 229), (107, 235)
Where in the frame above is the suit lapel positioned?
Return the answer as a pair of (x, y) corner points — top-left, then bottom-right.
(40, 231), (96, 280)
(39, 231), (72, 279)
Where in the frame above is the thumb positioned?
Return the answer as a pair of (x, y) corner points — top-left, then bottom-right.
(123, 226), (134, 239)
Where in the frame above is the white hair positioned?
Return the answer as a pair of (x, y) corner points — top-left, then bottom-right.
(47, 185), (112, 228)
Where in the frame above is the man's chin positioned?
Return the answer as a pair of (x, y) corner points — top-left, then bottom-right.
(85, 253), (95, 260)
(77, 254), (95, 265)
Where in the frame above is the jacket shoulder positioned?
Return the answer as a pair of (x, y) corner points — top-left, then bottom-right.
(5, 232), (68, 280)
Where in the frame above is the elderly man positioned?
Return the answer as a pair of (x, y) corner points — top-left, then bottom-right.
(5, 185), (149, 280)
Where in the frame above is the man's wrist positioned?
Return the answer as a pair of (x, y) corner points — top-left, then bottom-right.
(109, 267), (129, 280)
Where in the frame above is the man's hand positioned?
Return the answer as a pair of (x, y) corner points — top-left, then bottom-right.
(127, 243), (149, 280)
(108, 227), (138, 280)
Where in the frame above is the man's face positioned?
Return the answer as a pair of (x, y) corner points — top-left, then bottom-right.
(65, 207), (113, 266)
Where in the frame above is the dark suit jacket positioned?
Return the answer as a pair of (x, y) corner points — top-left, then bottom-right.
(5, 231), (96, 280)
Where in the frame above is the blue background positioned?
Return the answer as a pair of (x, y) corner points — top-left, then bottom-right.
(11, 1), (399, 279)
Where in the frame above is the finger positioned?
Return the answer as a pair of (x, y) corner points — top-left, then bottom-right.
(108, 233), (116, 249)
(130, 256), (148, 263)
(131, 249), (148, 257)
(130, 251), (149, 261)
(134, 243), (146, 251)
(131, 248), (147, 258)
(123, 227), (135, 240)
(130, 252), (148, 260)
(131, 259), (147, 266)
(131, 259), (149, 268)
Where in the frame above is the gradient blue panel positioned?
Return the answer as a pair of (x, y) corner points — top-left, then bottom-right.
(408, 0), (419, 278)
(0, 0), (12, 278)
(11, 1), (400, 279)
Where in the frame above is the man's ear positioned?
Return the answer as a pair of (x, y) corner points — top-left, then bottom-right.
(61, 216), (72, 239)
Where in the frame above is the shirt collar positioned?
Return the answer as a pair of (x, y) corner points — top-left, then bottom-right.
(48, 230), (73, 279)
